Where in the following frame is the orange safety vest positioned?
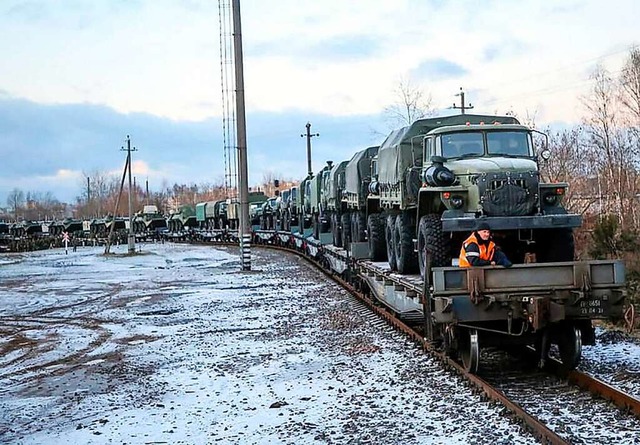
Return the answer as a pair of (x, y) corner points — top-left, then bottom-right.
(459, 232), (495, 268)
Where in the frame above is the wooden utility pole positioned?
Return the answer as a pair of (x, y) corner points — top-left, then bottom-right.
(232, 0), (251, 270)
(301, 122), (319, 177)
(123, 135), (137, 254)
(452, 87), (474, 114)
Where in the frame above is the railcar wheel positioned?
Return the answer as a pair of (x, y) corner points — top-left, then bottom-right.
(386, 215), (397, 271)
(417, 214), (449, 279)
(459, 329), (480, 374)
(558, 324), (582, 371)
(367, 213), (386, 261)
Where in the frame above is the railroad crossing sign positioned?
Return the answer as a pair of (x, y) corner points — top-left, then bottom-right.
(62, 231), (69, 254)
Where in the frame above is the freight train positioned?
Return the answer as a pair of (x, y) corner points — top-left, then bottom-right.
(253, 113), (626, 373)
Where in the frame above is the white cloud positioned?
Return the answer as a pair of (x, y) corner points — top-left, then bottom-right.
(0, 0), (638, 125)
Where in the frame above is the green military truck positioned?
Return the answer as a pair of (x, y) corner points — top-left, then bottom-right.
(305, 162), (334, 239)
(321, 160), (349, 246)
(340, 146), (380, 255)
(369, 114), (581, 274)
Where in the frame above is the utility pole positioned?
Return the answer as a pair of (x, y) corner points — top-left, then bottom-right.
(86, 177), (91, 217)
(301, 122), (319, 177)
(146, 178), (149, 205)
(452, 87), (474, 114)
(122, 135), (137, 254)
(232, 0), (251, 271)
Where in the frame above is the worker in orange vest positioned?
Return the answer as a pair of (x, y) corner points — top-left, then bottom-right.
(459, 222), (512, 268)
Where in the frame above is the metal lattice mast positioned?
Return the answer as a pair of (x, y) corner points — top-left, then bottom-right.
(218, 0), (238, 200)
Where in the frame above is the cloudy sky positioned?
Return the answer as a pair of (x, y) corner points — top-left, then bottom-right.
(0, 0), (638, 205)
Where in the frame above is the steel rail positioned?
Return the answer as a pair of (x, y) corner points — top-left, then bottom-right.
(256, 239), (570, 445)
(192, 231), (640, 443)
(566, 369), (640, 417)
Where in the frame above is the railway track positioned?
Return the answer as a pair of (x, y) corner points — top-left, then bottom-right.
(245, 229), (640, 444)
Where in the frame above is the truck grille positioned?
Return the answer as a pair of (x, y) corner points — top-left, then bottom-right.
(478, 172), (538, 216)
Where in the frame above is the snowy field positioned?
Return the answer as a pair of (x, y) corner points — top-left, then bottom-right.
(0, 242), (633, 444)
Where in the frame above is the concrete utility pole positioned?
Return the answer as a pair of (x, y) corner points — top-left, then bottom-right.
(86, 177), (91, 214)
(232, 0), (251, 271)
(122, 135), (137, 254)
(452, 87), (474, 114)
(301, 122), (319, 177)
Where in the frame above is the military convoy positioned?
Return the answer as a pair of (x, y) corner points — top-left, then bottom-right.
(264, 113), (624, 373)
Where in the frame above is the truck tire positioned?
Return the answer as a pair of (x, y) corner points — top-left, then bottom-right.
(341, 213), (351, 248)
(536, 228), (575, 262)
(367, 213), (386, 261)
(386, 214), (397, 271)
(418, 214), (450, 279)
(332, 214), (342, 247)
(351, 213), (366, 243)
(394, 212), (417, 274)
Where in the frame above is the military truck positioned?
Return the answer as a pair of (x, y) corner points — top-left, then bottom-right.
(291, 178), (313, 234)
(260, 197), (278, 230)
(370, 114), (581, 274)
(340, 146), (380, 253)
(286, 186), (300, 231)
(275, 189), (291, 231)
(321, 160), (349, 246)
(305, 162), (334, 239)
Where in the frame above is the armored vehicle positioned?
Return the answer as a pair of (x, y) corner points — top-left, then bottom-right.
(133, 205), (166, 234)
(168, 205), (196, 232)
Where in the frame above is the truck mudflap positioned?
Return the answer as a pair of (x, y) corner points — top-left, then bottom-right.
(441, 212), (582, 232)
(431, 260), (626, 328)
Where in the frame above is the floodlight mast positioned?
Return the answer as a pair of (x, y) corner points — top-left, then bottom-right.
(232, 0), (251, 270)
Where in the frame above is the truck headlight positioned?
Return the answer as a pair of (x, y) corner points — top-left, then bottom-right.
(450, 195), (464, 209)
(543, 193), (557, 205)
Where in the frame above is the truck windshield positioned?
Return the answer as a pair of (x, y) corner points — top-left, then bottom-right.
(441, 132), (484, 158)
(487, 131), (531, 157)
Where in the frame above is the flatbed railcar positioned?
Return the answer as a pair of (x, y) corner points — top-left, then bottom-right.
(252, 229), (626, 374)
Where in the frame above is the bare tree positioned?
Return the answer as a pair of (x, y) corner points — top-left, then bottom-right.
(619, 46), (640, 124)
(582, 64), (640, 228)
(383, 77), (433, 129)
(6, 188), (25, 221)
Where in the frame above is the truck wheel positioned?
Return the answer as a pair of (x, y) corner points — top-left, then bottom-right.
(536, 228), (574, 262)
(386, 215), (397, 271)
(341, 213), (351, 248)
(332, 214), (342, 247)
(394, 212), (417, 274)
(367, 213), (386, 261)
(418, 214), (450, 279)
(355, 212), (366, 242)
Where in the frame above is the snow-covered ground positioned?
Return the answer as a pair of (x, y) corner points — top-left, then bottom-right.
(0, 243), (571, 444)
